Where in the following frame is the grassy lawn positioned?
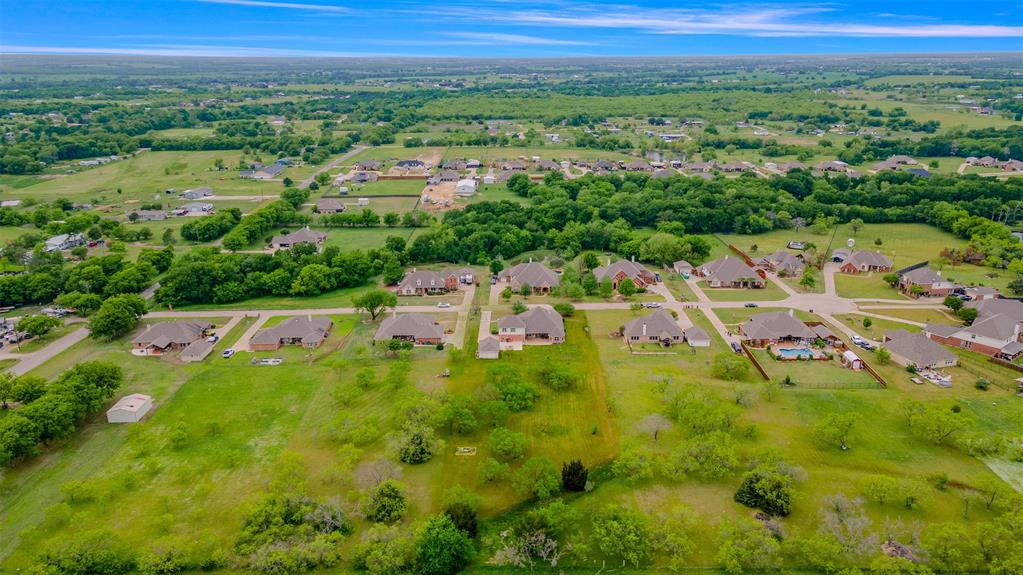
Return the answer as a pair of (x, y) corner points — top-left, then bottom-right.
(699, 280), (789, 302)
(833, 313), (919, 341)
(867, 307), (961, 325)
(338, 178), (425, 196)
(835, 272), (906, 300)
(321, 227), (422, 251)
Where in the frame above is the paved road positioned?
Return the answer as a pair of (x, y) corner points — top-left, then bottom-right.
(298, 146), (366, 189)
(0, 327), (89, 376)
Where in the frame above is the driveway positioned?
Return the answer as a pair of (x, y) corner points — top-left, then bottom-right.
(298, 145), (366, 189)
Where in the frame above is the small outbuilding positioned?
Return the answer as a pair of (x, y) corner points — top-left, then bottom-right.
(106, 393), (153, 423)
(477, 336), (500, 359)
(841, 350), (863, 370)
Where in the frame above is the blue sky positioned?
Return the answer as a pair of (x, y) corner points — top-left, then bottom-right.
(2, 1), (1021, 57)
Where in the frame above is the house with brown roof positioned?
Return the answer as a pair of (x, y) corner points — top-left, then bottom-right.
(592, 259), (657, 290)
(499, 261), (560, 294)
(696, 256), (765, 288)
(899, 267), (955, 297)
(672, 260), (694, 275)
(374, 313), (444, 346)
(315, 198), (345, 214)
(497, 306), (565, 350)
(815, 160), (848, 172)
(739, 310), (816, 347)
(537, 160), (561, 171)
(622, 309), (684, 346)
(250, 316), (332, 351)
(132, 321), (212, 356)
(883, 329), (958, 369)
(354, 159), (382, 171)
(683, 326), (711, 347)
(397, 269), (455, 295)
(624, 160), (652, 172)
(270, 226), (327, 251)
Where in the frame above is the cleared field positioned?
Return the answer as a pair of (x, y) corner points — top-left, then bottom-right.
(337, 178), (425, 196)
(322, 226), (422, 251)
(699, 280), (789, 302)
(750, 348), (879, 389)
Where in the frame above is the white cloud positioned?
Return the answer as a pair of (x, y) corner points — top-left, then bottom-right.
(431, 2), (1023, 38)
(196, 0), (346, 13)
(443, 32), (593, 46)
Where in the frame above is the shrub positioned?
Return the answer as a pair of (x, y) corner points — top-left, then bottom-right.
(561, 459), (589, 491)
(975, 378), (991, 391)
(734, 468), (794, 516)
(367, 480), (408, 523)
(486, 427), (527, 461)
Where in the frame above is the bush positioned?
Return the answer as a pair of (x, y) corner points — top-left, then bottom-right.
(415, 515), (474, 575)
(535, 362), (578, 391)
(553, 303), (575, 317)
(561, 459), (588, 491)
(486, 427), (527, 461)
(513, 457), (561, 499)
(367, 480), (408, 523)
(734, 468), (794, 516)
(975, 378), (991, 391)
(444, 502), (478, 538)
(34, 530), (136, 575)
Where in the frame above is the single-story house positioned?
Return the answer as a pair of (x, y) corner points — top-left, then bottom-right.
(250, 316), (333, 351)
(132, 321), (212, 356)
(762, 250), (805, 277)
(374, 313), (444, 346)
(477, 336), (500, 359)
(350, 171), (379, 183)
(396, 159), (425, 169)
(964, 286), (1000, 301)
(455, 179), (477, 197)
(696, 256), (765, 289)
(44, 232), (86, 253)
(924, 298), (1023, 359)
(132, 210), (168, 222)
(624, 160), (652, 172)
(883, 329), (958, 369)
(270, 226), (327, 250)
(622, 309), (684, 346)
(899, 267), (955, 297)
(740, 310), (816, 347)
(316, 198), (345, 214)
(683, 326), (711, 347)
(836, 250), (892, 273)
(593, 259), (657, 290)
(180, 187), (213, 200)
(106, 393), (153, 423)
(810, 324), (841, 346)
(537, 160), (561, 171)
(499, 261), (560, 294)
(397, 269), (455, 295)
(497, 306), (565, 350)
(673, 260), (693, 276)
(355, 159), (382, 171)
(180, 339), (215, 363)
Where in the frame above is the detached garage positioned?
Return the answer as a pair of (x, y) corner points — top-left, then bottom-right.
(106, 393), (153, 423)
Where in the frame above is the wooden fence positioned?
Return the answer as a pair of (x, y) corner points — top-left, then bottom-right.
(740, 342), (771, 381)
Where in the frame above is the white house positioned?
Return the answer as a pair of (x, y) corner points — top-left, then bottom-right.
(106, 393), (153, 423)
(456, 179), (478, 197)
(44, 233), (85, 253)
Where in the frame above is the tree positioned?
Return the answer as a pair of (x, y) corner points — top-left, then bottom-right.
(640, 233), (686, 266)
(862, 317), (873, 328)
(500, 287), (513, 300)
(519, 283), (532, 297)
(923, 523), (983, 574)
(599, 279), (613, 299)
(883, 273), (900, 287)
(668, 431), (738, 479)
(513, 457), (560, 499)
(818, 494), (877, 557)
(16, 314), (62, 337)
(0, 374), (14, 409)
(875, 346), (892, 365)
(906, 402), (973, 444)
(582, 252), (600, 271)
(398, 424), (434, 464)
(367, 480), (408, 523)
(415, 515), (474, 575)
(507, 173), (531, 197)
(850, 218), (865, 235)
(957, 307), (978, 325)
(511, 300), (527, 314)
(582, 272), (598, 295)
(711, 353), (749, 381)
(592, 505), (654, 567)
(943, 295), (964, 312)
(636, 413), (673, 441)
(734, 467), (795, 516)
(618, 278), (637, 298)
(715, 519), (781, 575)
(355, 289), (398, 321)
(812, 413), (858, 450)
(799, 270), (816, 289)
(561, 459), (588, 491)
(486, 427), (527, 461)
(89, 294), (145, 340)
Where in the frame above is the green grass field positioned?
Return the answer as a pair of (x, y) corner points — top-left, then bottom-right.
(699, 280), (789, 302)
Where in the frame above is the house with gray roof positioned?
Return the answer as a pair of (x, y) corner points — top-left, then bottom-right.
(477, 336), (500, 359)
(270, 226), (327, 251)
(497, 306), (565, 350)
(180, 187), (213, 200)
(131, 210), (168, 222)
(132, 321), (212, 356)
(696, 256), (764, 289)
(355, 159), (382, 171)
(883, 329), (958, 369)
(622, 309), (684, 346)
(250, 316), (332, 351)
(624, 160), (652, 172)
(315, 198), (345, 214)
(499, 261), (560, 294)
(899, 267), (955, 297)
(398, 269), (453, 296)
(924, 297), (1023, 359)
(374, 313), (443, 346)
(837, 250), (892, 273)
(180, 339), (215, 363)
(683, 326), (711, 347)
(740, 310), (816, 347)
(762, 250), (805, 277)
(673, 260), (693, 275)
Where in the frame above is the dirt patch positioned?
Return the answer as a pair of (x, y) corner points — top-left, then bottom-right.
(420, 182), (462, 212)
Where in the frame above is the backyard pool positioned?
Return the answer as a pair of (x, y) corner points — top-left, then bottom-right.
(777, 347), (814, 359)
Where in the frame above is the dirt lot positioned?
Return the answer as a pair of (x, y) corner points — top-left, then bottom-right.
(420, 182), (460, 212)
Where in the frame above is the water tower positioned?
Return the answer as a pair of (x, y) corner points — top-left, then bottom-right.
(847, 238), (855, 248)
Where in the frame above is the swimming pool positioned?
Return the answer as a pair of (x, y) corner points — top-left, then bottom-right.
(777, 347), (814, 359)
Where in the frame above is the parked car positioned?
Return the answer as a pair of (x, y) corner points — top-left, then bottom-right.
(731, 342), (742, 354)
(437, 302), (451, 308)
(744, 303), (758, 308)
(642, 302), (662, 308)
(206, 335), (219, 343)
(222, 348), (235, 358)
(654, 272), (662, 282)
